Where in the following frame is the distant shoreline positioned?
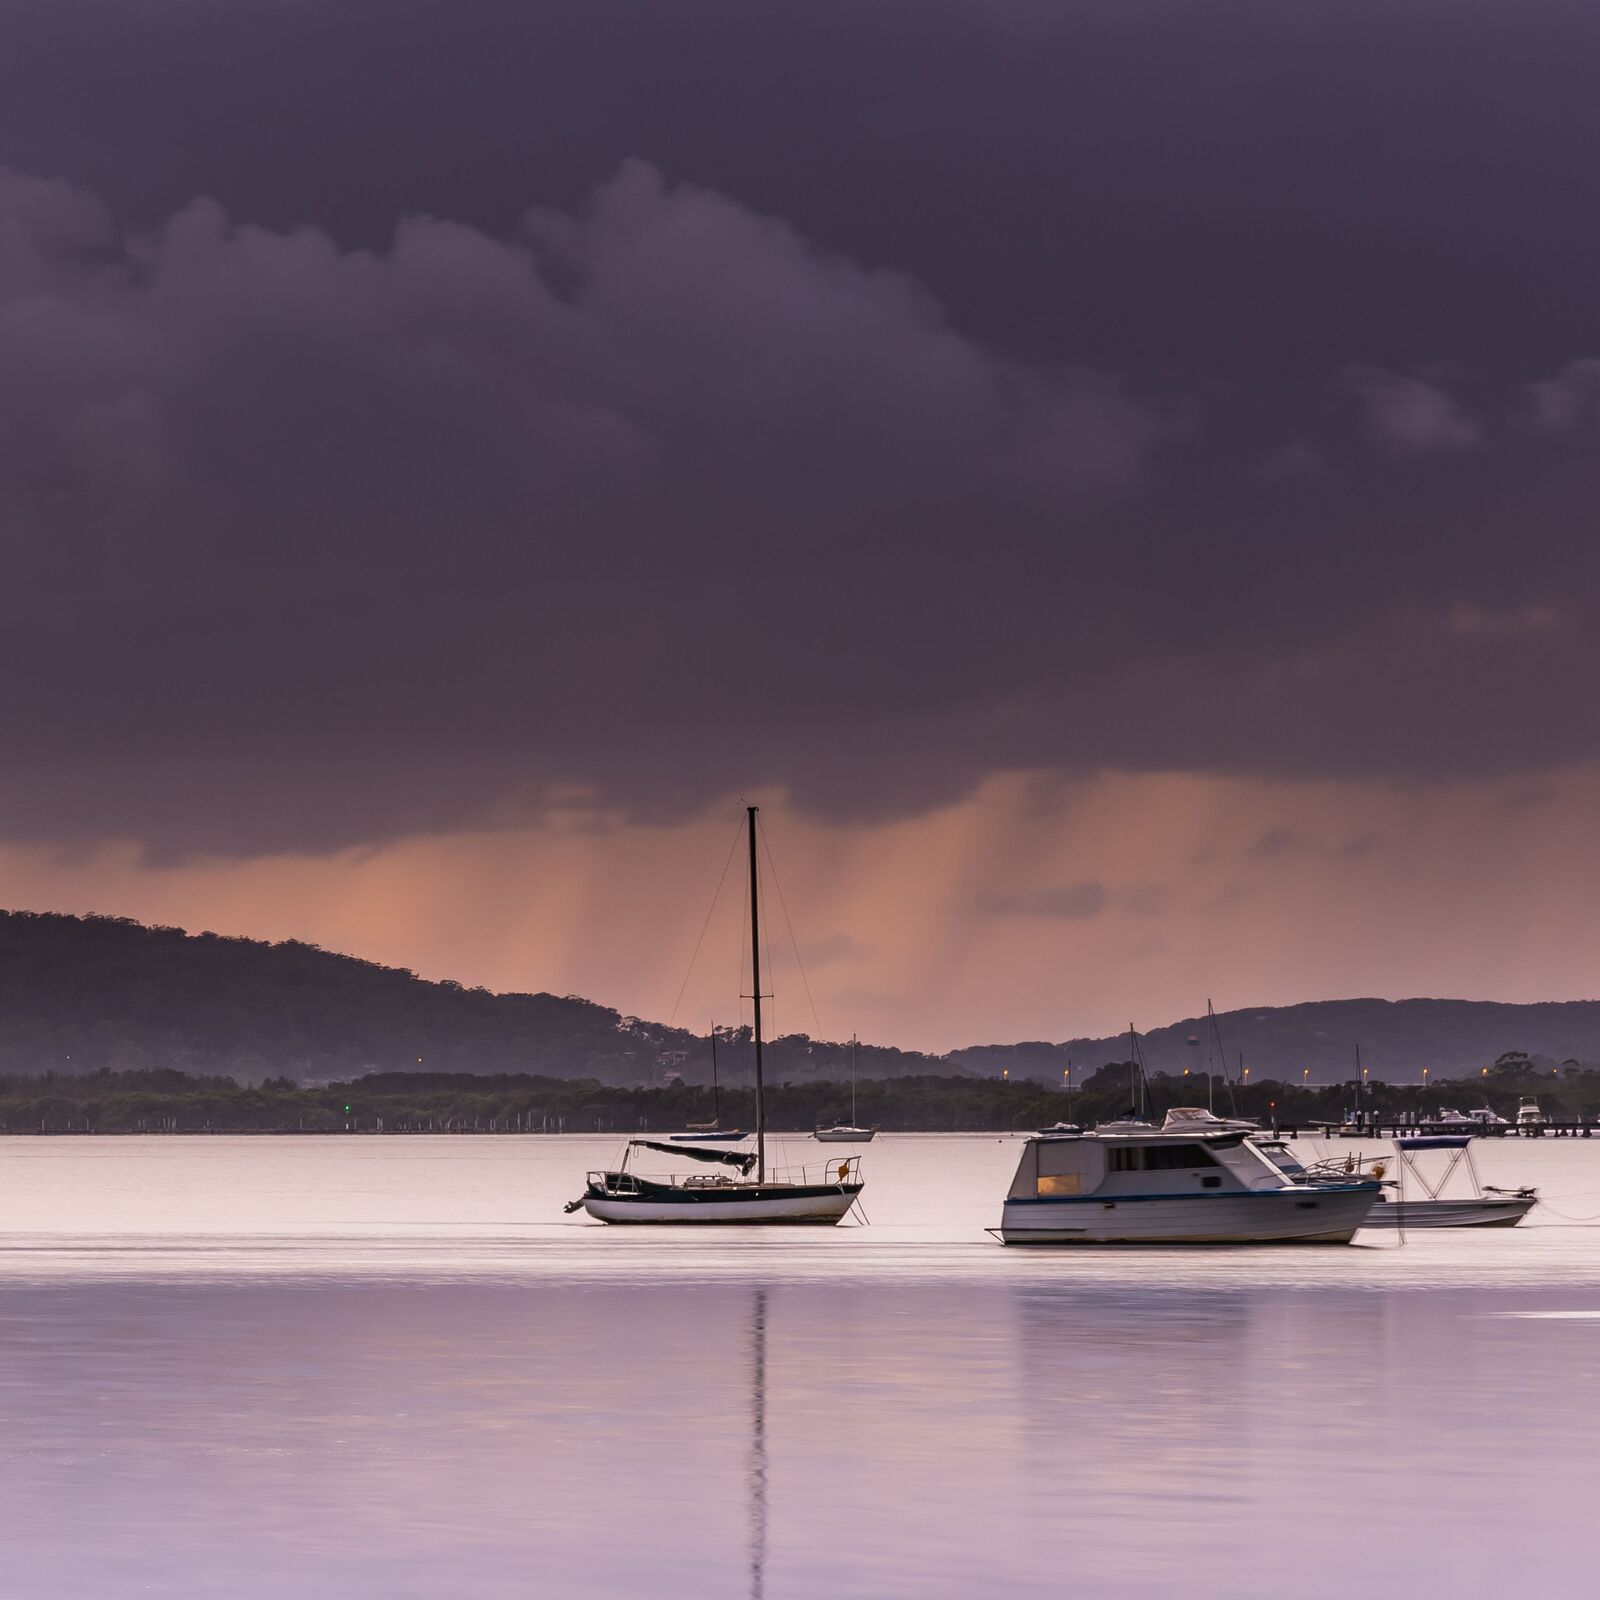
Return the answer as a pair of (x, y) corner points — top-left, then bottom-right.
(2, 1064), (1596, 1136)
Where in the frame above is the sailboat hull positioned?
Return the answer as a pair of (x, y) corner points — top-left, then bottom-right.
(814, 1128), (876, 1143)
(581, 1182), (863, 1225)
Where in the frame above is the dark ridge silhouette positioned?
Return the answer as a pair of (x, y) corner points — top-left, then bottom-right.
(0, 909), (1596, 1084)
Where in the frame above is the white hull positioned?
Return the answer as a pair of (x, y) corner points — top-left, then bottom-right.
(999, 1184), (1377, 1245)
(581, 1186), (860, 1225)
(1359, 1195), (1536, 1229)
(814, 1128), (876, 1143)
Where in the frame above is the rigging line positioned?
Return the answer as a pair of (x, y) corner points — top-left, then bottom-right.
(759, 815), (824, 1041)
(666, 813), (746, 1030)
(758, 820), (778, 1043)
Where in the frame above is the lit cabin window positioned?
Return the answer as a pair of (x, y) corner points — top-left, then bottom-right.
(1037, 1173), (1082, 1196)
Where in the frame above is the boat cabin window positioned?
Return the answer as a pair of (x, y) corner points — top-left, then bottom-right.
(1024, 1137), (1105, 1199)
(1109, 1143), (1217, 1173)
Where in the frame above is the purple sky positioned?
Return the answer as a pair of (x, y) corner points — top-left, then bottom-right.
(4, 1), (1600, 1045)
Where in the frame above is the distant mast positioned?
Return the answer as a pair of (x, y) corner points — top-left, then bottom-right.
(710, 1022), (722, 1131)
(850, 1032), (858, 1126)
(748, 805), (766, 1183)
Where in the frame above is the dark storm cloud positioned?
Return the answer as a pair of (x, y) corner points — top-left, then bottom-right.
(3, 1), (1600, 855)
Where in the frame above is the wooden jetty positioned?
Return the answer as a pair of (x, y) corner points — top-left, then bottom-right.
(1284, 1117), (1597, 1140)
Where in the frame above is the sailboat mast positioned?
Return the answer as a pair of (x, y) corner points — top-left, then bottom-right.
(710, 1023), (722, 1130)
(850, 1033), (858, 1125)
(1206, 999), (1216, 1114)
(748, 805), (766, 1183)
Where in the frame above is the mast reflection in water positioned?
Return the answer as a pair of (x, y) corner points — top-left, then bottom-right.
(749, 1288), (768, 1600)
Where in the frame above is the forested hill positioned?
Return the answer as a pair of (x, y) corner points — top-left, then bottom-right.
(0, 912), (657, 1082)
(948, 997), (1600, 1082)
(2, 911), (1598, 1085)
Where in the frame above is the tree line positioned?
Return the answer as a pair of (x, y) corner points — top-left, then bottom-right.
(2, 1060), (1599, 1134)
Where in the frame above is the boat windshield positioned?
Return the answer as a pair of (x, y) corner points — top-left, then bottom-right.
(1254, 1140), (1307, 1177)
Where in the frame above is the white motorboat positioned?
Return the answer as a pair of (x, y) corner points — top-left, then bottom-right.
(1161, 1106), (1261, 1135)
(568, 806), (865, 1225)
(1466, 1106), (1508, 1127)
(1357, 1135), (1538, 1229)
(815, 1033), (878, 1143)
(1432, 1108), (1477, 1128)
(994, 1125), (1379, 1245)
(1515, 1097), (1547, 1130)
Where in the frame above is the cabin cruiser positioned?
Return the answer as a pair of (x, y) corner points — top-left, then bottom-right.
(1161, 1106), (1261, 1134)
(1432, 1108), (1477, 1128)
(1516, 1098), (1547, 1129)
(995, 1126), (1379, 1245)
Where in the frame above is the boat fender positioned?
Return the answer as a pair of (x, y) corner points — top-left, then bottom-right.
(1370, 1161), (1388, 1180)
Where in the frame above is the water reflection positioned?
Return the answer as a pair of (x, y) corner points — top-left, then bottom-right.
(749, 1288), (767, 1600)
(2, 1139), (1600, 1596)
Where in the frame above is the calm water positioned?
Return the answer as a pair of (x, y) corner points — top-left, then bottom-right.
(2, 1132), (1599, 1598)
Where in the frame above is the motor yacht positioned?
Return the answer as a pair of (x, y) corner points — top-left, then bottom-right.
(1515, 1097), (1547, 1130)
(1161, 1106), (1261, 1135)
(994, 1125), (1379, 1245)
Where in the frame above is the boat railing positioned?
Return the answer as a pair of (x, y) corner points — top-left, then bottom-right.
(766, 1155), (863, 1187)
(593, 1156), (862, 1190)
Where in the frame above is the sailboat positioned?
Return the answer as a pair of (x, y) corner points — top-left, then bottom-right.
(815, 1033), (877, 1142)
(672, 1023), (745, 1141)
(568, 806), (865, 1224)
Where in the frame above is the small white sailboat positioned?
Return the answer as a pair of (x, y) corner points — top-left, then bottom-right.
(994, 1125), (1380, 1245)
(670, 1024), (744, 1141)
(569, 806), (865, 1225)
(815, 1034), (877, 1143)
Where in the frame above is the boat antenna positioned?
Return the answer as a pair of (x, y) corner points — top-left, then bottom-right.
(747, 805), (767, 1183)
